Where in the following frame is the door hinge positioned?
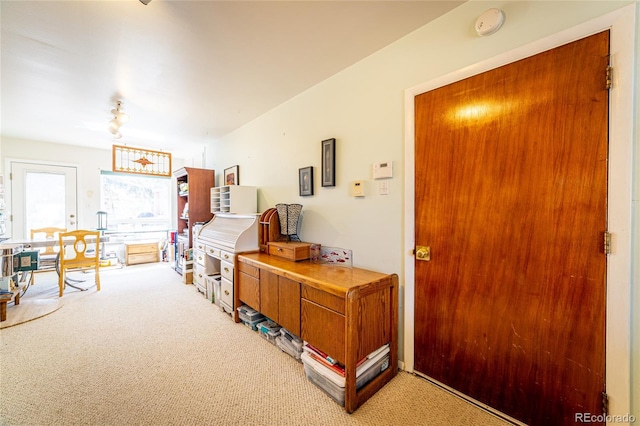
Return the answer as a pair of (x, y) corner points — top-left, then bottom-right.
(602, 391), (609, 415)
(605, 65), (613, 90)
(604, 232), (612, 255)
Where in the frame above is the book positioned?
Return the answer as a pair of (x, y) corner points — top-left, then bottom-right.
(308, 352), (346, 377)
(304, 343), (337, 365)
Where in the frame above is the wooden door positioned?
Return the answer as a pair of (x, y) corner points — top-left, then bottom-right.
(414, 32), (609, 425)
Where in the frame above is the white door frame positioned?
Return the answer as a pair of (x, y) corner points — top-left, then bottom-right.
(403, 5), (635, 419)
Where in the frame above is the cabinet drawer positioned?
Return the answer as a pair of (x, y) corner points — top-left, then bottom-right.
(221, 277), (233, 309)
(126, 242), (158, 254)
(193, 268), (205, 287)
(196, 251), (217, 273)
(238, 261), (259, 279)
(221, 260), (234, 282)
(205, 245), (220, 259)
(238, 271), (260, 311)
(302, 285), (345, 315)
(194, 241), (206, 252)
(301, 299), (345, 364)
(220, 250), (234, 263)
(126, 252), (159, 266)
(193, 265), (210, 286)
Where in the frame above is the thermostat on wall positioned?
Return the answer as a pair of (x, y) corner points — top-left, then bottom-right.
(373, 161), (393, 179)
(352, 180), (365, 197)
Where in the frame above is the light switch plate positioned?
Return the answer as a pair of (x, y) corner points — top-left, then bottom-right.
(379, 181), (389, 195)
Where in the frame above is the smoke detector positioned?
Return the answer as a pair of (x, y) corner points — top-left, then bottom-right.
(475, 8), (505, 36)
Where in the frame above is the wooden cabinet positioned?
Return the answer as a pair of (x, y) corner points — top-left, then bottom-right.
(173, 167), (215, 248)
(238, 261), (260, 309)
(236, 252), (398, 413)
(277, 276), (301, 336)
(237, 262), (301, 335)
(301, 286), (345, 362)
(125, 241), (159, 266)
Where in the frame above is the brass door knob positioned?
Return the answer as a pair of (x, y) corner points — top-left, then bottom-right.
(416, 246), (431, 261)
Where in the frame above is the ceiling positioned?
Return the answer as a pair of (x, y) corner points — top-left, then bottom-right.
(1, 1), (463, 158)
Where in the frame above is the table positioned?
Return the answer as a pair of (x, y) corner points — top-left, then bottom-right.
(13, 235), (107, 250)
(0, 288), (21, 322)
(7, 235), (108, 291)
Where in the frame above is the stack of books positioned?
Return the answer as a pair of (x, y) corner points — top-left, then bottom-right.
(303, 343), (345, 376)
(301, 342), (391, 406)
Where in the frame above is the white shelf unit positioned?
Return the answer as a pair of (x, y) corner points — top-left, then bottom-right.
(210, 185), (257, 214)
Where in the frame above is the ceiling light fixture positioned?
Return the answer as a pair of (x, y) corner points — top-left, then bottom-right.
(139, 0), (151, 5)
(108, 100), (129, 139)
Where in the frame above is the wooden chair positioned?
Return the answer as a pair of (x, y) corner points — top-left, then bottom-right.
(30, 227), (67, 274)
(30, 227), (67, 256)
(58, 230), (101, 297)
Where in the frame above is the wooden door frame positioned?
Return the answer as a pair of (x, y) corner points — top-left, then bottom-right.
(403, 4), (635, 419)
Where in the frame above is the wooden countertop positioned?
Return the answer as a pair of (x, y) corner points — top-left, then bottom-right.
(237, 252), (394, 298)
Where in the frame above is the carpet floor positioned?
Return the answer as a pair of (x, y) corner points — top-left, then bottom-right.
(0, 263), (513, 426)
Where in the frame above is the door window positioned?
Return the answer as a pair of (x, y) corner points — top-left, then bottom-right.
(10, 161), (78, 240)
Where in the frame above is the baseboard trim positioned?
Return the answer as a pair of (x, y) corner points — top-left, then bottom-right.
(412, 371), (525, 426)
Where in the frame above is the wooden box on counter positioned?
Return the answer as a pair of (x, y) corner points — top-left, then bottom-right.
(267, 241), (311, 261)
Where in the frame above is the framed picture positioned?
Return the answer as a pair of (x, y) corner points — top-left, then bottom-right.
(224, 165), (239, 185)
(321, 138), (336, 187)
(299, 166), (313, 196)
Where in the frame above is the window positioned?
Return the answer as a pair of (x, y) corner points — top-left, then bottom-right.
(100, 171), (171, 234)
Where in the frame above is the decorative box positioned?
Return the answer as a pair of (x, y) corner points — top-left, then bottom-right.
(267, 241), (311, 262)
(14, 250), (40, 271)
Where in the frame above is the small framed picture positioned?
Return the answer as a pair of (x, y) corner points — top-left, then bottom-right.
(224, 165), (239, 185)
(321, 138), (336, 187)
(299, 166), (313, 196)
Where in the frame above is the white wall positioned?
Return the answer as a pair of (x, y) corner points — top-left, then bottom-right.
(0, 137), (186, 234)
(205, 0), (639, 420)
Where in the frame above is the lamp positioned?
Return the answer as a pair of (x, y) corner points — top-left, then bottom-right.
(96, 211), (108, 231)
(108, 100), (129, 138)
(96, 211), (108, 261)
(111, 102), (129, 124)
(139, 0), (151, 4)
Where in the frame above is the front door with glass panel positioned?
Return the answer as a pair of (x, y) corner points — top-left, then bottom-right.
(10, 161), (78, 240)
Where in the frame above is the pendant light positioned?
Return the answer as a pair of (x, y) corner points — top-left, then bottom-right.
(108, 100), (129, 139)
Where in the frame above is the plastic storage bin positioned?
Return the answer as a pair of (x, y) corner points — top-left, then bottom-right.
(275, 328), (304, 361)
(237, 305), (265, 330)
(257, 319), (281, 344)
(206, 274), (221, 305)
(301, 345), (390, 407)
